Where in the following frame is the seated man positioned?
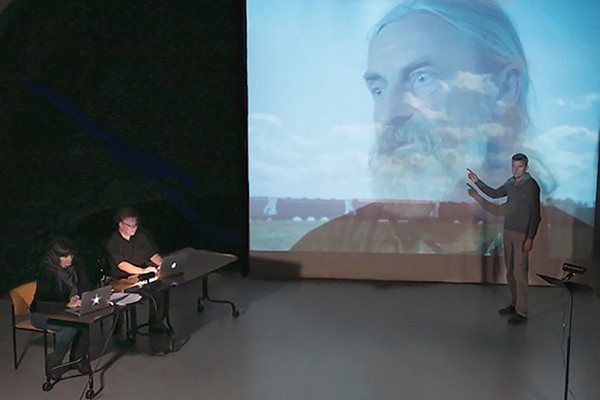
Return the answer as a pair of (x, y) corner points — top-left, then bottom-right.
(106, 207), (167, 333)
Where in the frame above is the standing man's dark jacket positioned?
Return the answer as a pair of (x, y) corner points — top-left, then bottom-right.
(474, 172), (541, 239)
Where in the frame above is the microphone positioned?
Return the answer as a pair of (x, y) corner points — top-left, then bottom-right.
(562, 263), (586, 275)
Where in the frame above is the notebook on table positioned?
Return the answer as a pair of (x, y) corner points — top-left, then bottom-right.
(110, 292), (143, 306)
(65, 286), (112, 317)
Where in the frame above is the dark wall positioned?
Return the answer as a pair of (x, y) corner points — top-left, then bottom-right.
(0, 0), (248, 294)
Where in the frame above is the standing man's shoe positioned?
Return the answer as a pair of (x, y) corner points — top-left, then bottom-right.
(507, 314), (528, 325)
(498, 305), (516, 315)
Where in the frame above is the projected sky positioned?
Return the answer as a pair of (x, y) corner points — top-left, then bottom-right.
(248, 0), (600, 205)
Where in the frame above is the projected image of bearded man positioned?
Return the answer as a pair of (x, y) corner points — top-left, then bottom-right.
(364, 1), (531, 201)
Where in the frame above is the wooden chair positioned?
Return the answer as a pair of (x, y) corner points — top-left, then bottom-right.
(9, 281), (55, 369)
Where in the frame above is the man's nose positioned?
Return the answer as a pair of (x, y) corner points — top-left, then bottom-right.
(374, 85), (415, 126)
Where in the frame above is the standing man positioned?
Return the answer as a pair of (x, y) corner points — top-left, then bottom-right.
(106, 207), (167, 333)
(467, 153), (541, 325)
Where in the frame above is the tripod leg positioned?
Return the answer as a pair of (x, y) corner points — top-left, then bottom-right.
(564, 289), (574, 400)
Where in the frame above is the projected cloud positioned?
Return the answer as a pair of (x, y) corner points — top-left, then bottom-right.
(554, 93), (600, 111)
(249, 113), (372, 199)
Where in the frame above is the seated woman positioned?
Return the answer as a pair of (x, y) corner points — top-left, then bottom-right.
(30, 237), (93, 380)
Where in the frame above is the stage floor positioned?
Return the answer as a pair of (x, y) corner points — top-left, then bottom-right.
(1, 272), (599, 400)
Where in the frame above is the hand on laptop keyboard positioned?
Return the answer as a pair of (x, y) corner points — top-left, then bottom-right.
(67, 296), (82, 309)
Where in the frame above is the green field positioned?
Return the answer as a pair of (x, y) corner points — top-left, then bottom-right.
(250, 220), (326, 250)
(250, 218), (593, 258)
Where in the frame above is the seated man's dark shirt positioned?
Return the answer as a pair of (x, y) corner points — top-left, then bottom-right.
(106, 228), (159, 278)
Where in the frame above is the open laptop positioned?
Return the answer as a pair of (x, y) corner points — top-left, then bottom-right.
(157, 249), (188, 279)
(65, 286), (112, 317)
(121, 249), (191, 292)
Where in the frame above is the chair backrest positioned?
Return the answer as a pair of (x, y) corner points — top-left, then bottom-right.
(9, 281), (37, 318)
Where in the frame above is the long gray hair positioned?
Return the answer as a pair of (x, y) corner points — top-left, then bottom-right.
(370, 0), (531, 136)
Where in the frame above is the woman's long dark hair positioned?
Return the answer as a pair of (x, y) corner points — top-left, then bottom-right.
(43, 236), (75, 269)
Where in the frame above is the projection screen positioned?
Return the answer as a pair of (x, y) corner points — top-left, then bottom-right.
(247, 0), (600, 283)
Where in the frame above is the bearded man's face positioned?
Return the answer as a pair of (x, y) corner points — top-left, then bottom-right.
(365, 13), (508, 201)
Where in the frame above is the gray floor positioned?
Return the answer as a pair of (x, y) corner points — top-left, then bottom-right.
(0, 272), (599, 400)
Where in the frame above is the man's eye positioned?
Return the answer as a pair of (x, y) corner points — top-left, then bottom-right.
(413, 71), (433, 86)
(411, 70), (440, 98)
(370, 87), (383, 98)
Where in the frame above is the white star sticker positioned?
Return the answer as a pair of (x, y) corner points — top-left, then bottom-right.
(92, 294), (101, 306)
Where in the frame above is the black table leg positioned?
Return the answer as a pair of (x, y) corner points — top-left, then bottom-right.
(127, 306), (137, 342)
(163, 291), (176, 353)
(199, 276), (240, 317)
(113, 306), (137, 348)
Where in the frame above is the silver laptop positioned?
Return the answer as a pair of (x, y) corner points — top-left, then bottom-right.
(66, 286), (112, 317)
(121, 250), (189, 291)
(158, 249), (188, 279)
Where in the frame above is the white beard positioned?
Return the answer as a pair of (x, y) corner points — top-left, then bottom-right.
(368, 101), (498, 201)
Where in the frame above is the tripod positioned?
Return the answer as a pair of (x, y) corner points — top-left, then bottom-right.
(536, 273), (588, 400)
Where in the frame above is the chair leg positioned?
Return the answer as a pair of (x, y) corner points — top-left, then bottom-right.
(44, 332), (48, 356)
(12, 327), (18, 370)
(12, 307), (18, 369)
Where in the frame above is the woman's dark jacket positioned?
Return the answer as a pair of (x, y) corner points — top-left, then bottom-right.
(30, 259), (94, 313)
